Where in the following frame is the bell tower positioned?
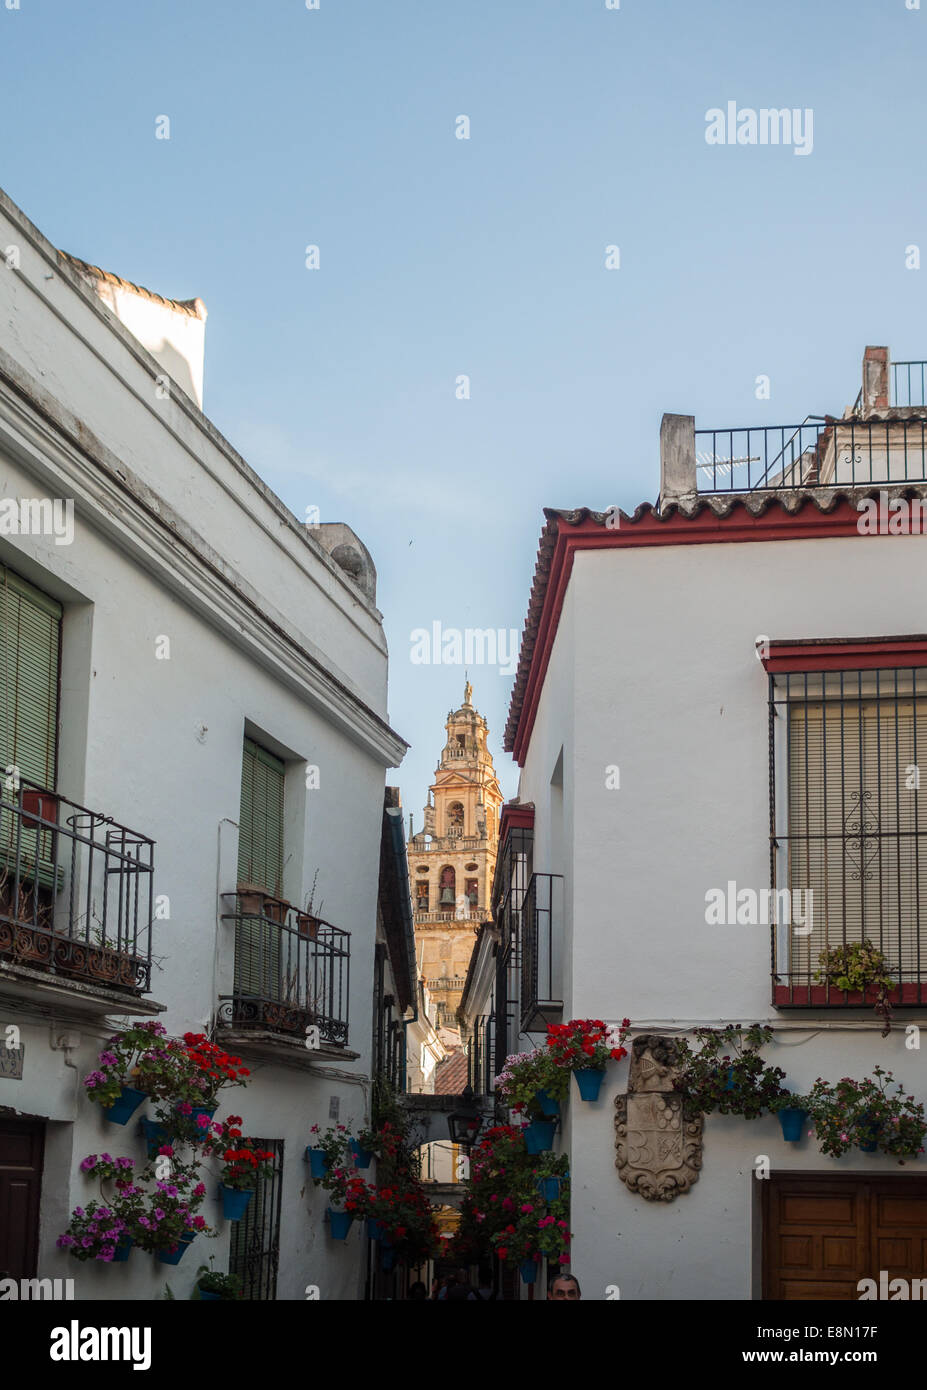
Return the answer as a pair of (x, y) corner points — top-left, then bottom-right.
(409, 683), (503, 1033)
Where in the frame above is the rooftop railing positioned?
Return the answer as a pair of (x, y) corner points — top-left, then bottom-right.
(891, 360), (927, 408)
(695, 416), (927, 493)
(0, 776), (154, 994)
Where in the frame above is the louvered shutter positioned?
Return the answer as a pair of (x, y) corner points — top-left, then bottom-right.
(235, 739), (285, 1001)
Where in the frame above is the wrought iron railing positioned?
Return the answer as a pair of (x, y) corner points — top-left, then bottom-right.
(219, 890), (350, 1045)
(891, 361), (927, 408)
(769, 667), (927, 1007)
(468, 1012), (494, 1093)
(696, 417), (927, 493)
(520, 873), (563, 1032)
(0, 776), (154, 993)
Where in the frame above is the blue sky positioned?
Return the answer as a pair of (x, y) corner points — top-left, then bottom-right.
(2, 0), (925, 816)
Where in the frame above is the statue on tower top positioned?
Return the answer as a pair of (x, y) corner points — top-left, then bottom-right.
(463, 677), (473, 706)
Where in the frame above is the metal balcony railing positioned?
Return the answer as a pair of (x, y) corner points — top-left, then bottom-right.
(696, 416), (927, 493)
(0, 776), (154, 993)
(891, 361), (927, 408)
(520, 872), (563, 1032)
(219, 891), (350, 1045)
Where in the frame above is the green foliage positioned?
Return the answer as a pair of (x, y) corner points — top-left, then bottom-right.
(815, 940), (897, 1034)
(675, 1025), (787, 1120)
(804, 1068), (927, 1161)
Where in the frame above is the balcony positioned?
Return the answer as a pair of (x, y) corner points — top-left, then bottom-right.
(0, 777), (155, 997)
(218, 891), (350, 1048)
(520, 872), (563, 1032)
(414, 908), (487, 924)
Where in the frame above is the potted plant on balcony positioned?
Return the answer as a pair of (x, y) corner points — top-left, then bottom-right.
(57, 1153), (143, 1264)
(814, 940), (897, 1036)
(193, 1259), (243, 1301)
(544, 1018), (631, 1103)
(306, 1122), (351, 1180)
(674, 1025), (787, 1120)
(494, 1048), (570, 1119)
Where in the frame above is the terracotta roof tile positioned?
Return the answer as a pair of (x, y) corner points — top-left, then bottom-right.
(58, 250), (206, 319)
(434, 1049), (469, 1096)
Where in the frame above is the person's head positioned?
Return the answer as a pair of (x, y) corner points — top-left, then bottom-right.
(547, 1273), (581, 1300)
(407, 1281), (428, 1301)
(455, 1268), (469, 1285)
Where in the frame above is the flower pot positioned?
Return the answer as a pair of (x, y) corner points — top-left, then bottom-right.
(139, 1116), (170, 1158)
(573, 1068), (606, 1102)
(220, 1185), (255, 1221)
(198, 1289), (222, 1301)
(538, 1176), (562, 1204)
(105, 1085), (147, 1126)
(109, 1235), (134, 1263)
(857, 1112), (881, 1153)
(367, 1218), (385, 1241)
(298, 913), (320, 941)
(263, 897), (289, 924)
(176, 1103), (217, 1138)
(777, 1108), (808, 1143)
(533, 1089), (561, 1117)
(350, 1138), (374, 1169)
(306, 1147), (329, 1179)
(723, 1067), (735, 1091)
(21, 788), (57, 830)
(523, 1119), (557, 1155)
(381, 1245), (396, 1271)
(328, 1209), (353, 1240)
(156, 1230), (195, 1265)
(519, 1259), (539, 1284)
(237, 885), (265, 916)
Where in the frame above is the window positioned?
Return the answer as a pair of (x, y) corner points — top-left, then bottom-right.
(415, 880), (429, 911)
(447, 801), (464, 832)
(228, 1138), (283, 1299)
(772, 667), (927, 998)
(438, 865), (455, 907)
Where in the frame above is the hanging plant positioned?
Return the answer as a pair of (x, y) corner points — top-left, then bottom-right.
(674, 1025), (787, 1120)
(495, 1049), (570, 1119)
(814, 941), (897, 1036)
(804, 1068), (927, 1162)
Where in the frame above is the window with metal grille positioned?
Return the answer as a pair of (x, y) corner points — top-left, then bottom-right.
(771, 668), (927, 999)
(228, 1138), (283, 1300)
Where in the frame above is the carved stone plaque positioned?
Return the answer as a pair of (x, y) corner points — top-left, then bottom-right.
(615, 1034), (702, 1202)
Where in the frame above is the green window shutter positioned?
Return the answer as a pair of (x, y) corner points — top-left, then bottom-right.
(0, 565), (61, 788)
(236, 738), (285, 1002)
(237, 737), (285, 894)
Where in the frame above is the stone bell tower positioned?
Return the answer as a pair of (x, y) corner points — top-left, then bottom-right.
(409, 682), (503, 1033)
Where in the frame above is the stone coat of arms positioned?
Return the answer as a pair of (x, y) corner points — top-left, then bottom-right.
(614, 1034), (702, 1202)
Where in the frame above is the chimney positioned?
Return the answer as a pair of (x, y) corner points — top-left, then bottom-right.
(659, 413), (697, 508)
(861, 346), (889, 415)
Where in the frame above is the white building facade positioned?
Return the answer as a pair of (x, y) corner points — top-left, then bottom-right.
(463, 349), (927, 1299)
(0, 187), (407, 1300)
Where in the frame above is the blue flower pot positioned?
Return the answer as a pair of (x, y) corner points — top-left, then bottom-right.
(220, 1185), (254, 1221)
(198, 1290), (222, 1301)
(110, 1235), (133, 1262)
(139, 1116), (170, 1158)
(519, 1259), (539, 1284)
(381, 1245), (396, 1271)
(176, 1103), (217, 1139)
(573, 1068), (606, 1102)
(367, 1218), (385, 1241)
(857, 1113), (881, 1153)
(538, 1176), (562, 1203)
(306, 1147), (329, 1179)
(328, 1209), (353, 1240)
(156, 1230), (195, 1265)
(350, 1139), (374, 1169)
(777, 1108), (808, 1143)
(105, 1086), (147, 1126)
(534, 1089), (561, 1117)
(523, 1120), (556, 1155)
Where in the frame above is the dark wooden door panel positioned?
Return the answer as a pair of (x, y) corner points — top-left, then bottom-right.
(0, 1120), (44, 1279)
(764, 1175), (927, 1301)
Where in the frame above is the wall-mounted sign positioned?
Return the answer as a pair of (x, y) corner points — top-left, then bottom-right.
(0, 1046), (24, 1080)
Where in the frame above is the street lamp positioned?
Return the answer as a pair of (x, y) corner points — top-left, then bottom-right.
(447, 1085), (482, 1148)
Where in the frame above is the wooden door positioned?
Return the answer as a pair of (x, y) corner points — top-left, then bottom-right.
(0, 1119), (44, 1279)
(764, 1174), (927, 1299)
